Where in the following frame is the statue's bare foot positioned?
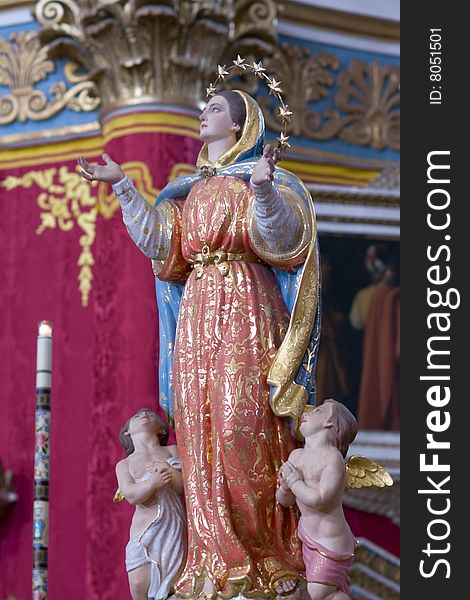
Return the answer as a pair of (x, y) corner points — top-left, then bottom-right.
(275, 577), (298, 596)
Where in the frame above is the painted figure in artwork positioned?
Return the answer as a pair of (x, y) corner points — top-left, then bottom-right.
(349, 243), (400, 430)
(116, 408), (187, 600)
(276, 400), (358, 600)
(79, 85), (320, 599)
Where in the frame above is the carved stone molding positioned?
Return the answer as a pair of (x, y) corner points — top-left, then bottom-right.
(0, 30), (99, 125)
(253, 43), (400, 151)
(34, 0), (279, 117)
(367, 162), (400, 190)
(280, 1), (400, 42)
(233, 0), (277, 51)
(0, 0), (34, 8)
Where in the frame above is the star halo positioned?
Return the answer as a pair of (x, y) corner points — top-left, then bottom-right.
(206, 56), (292, 152)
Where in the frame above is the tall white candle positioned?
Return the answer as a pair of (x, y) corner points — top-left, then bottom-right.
(36, 321), (52, 389)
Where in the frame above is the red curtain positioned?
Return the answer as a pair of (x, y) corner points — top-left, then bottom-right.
(0, 112), (201, 600)
(344, 507), (399, 558)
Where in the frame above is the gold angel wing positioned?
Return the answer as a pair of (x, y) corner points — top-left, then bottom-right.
(345, 455), (394, 489)
(113, 488), (124, 503)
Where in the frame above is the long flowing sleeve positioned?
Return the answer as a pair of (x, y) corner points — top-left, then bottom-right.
(247, 175), (313, 270)
(113, 176), (190, 282)
(251, 180), (301, 249)
(113, 176), (169, 260)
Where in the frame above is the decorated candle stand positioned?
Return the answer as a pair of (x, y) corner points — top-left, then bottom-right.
(33, 321), (53, 600)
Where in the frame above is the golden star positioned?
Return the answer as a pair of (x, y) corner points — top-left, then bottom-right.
(217, 64), (229, 80)
(233, 55), (247, 71)
(206, 83), (217, 97)
(279, 105), (293, 122)
(277, 131), (291, 150)
(268, 77), (283, 95)
(251, 61), (266, 78)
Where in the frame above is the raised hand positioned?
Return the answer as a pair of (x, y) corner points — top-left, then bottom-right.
(250, 143), (280, 187)
(77, 153), (125, 185)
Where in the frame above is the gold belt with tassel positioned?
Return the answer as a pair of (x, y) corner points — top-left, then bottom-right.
(190, 244), (261, 278)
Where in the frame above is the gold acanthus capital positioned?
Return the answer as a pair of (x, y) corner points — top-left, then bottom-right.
(34, 0), (279, 116)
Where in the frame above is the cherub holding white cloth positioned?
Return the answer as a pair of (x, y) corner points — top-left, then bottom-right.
(116, 408), (187, 600)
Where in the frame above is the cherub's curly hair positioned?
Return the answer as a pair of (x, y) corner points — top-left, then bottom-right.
(324, 399), (358, 458)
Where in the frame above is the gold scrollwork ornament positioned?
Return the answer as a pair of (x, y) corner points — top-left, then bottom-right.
(0, 30), (99, 125)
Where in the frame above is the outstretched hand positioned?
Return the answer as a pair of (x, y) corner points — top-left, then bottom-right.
(77, 153), (125, 185)
(250, 143), (280, 187)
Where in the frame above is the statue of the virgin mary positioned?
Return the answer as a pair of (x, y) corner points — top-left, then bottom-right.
(80, 87), (320, 598)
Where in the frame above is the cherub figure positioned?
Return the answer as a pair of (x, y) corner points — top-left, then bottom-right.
(115, 408), (187, 600)
(277, 399), (359, 600)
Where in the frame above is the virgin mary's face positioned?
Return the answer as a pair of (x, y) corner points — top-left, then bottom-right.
(199, 95), (239, 143)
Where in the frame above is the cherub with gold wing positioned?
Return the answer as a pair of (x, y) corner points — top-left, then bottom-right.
(276, 399), (392, 600)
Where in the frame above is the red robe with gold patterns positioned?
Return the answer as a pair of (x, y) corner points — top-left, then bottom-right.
(165, 175), (304, 597)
